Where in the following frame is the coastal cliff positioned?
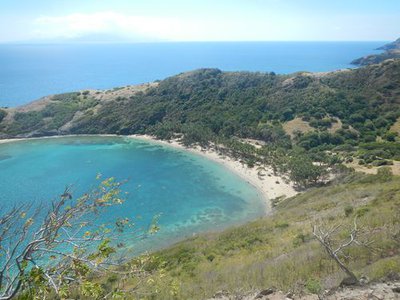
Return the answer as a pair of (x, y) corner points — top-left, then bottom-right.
(351, 37), (400, 66)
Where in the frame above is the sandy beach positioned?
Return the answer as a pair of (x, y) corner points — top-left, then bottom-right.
(0, 134), (297, 211)
(0, 138), (26, 144)
(129, 135), (297, 211)
(0, 134), (118, 144)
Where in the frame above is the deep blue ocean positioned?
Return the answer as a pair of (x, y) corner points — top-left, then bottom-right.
(0, 42), (384, 107)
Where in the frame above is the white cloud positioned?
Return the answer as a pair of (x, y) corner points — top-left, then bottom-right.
(14, 10), (399, 43)
(30, 11), (300, 42)
(32, 12), (192, 41)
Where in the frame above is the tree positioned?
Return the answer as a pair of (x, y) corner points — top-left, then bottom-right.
(384, 131), (398, 142)
(288, 155), (326, 188)
(0, 109), (6, 123)
(312, 217), (373, 285)
(0, 176), (157, 299)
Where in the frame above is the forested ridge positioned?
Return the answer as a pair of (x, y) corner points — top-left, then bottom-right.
(2, 60), (399, 142)
(1, 59), (400, 184)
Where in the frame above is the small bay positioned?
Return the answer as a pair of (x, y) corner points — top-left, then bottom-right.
(0, 136), (265, 252)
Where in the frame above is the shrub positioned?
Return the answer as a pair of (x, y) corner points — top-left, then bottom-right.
(335, 144), (355, 152)
(374, 117), (388, 129)
(309, 117), (332, 129)
(344, 205), (354, 217)
(288, 155), (326, 187)
(372, 159), (393, 167)
(362, 135), (377, 142)
(206, 254), (216, 262)
(376, 167), (393, 182)
(274, 221), (289, 229)
(385, 131), (398, 142)
(293, 233), (310, 247)
(306, 278), (322, 294)
(356, 206), (370, 217)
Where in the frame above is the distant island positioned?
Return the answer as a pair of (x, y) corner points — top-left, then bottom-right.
(351, 37), (400, 65)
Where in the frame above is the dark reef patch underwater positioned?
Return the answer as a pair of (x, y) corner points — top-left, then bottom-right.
(0, 136), (265, 253)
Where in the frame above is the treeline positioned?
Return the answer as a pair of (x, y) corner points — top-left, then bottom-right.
(1, 60), (400, 186)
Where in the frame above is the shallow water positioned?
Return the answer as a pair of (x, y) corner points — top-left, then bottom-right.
(0, 136), (265, 252)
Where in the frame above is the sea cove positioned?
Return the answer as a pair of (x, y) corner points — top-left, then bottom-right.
(0, 136), (266, 252)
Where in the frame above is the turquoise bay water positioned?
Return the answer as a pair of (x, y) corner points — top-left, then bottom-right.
(0, 136), (265, 252)
(0, 42), (384, 107)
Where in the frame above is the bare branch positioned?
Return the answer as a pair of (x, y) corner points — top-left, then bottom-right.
(312, 216), (373, 285)
(0, 177), (151, 299)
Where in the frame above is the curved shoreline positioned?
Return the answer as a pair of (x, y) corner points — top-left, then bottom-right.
(128, 135), (297, 211)
(0, 134), (297, 212)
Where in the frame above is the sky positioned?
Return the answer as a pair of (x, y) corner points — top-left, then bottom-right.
(0, 0), (399, 43)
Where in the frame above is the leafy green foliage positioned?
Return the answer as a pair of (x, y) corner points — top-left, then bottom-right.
(288, 155), (327, 187)
(344, 205), (354, 217)
(306, 278), (322, 294)
(5, 93), (99, 135)
(0, 109), (7, 123)
(0, 176), (156, 300)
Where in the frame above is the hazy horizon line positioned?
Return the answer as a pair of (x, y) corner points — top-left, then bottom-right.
(0, 40), (390, 45)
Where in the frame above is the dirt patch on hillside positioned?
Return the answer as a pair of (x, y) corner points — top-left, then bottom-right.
(283, 118), (314, 138)
(346, 159), (400, 176)
(390, 117), (400, 135)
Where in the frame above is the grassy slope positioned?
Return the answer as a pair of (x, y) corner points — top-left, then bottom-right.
(106, 172), (400, 299)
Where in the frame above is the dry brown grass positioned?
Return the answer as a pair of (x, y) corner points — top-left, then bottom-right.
(2, 96), (55, 124)
(283, 118), (314, 138)
(390, 117), (400, 135)
(93, 82), (158, 102)
(346, 159), (400, 175)
(238, 138), (266, 149)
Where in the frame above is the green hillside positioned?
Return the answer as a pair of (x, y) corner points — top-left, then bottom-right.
(2, 59), (400, 181)
(81, 171), (400, 299)
(3, 60), (400, 144)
